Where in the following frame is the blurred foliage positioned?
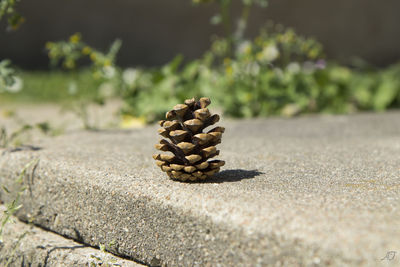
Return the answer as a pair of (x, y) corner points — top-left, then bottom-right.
(0, 60), (15, 90)
(5, 25), (400, 125)
(46, 33), (121, 78)
(0, 0), (24, 30)
(45, 33), (122, 129)
(0, 106), (56, 148)
(3, 0), (400, 126)
(45, 33), (122, 102)
(193, 0), (269, 56)
(120, 23), (400, 121)
(0, 59), (22, 94)
(120, 0), (400, 122)
(0, 0), (23, 98)
(122, 58), (400, 121)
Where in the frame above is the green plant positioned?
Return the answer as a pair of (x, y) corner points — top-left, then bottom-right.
(0, 125), (31, 148)
(0, 111), (53, 148)
(0, 0), (23, 99)
(46, 33), (121, 78)
(4, 231), (28, 267)
(0, 59), (22, 94)
(0, 158), (39, 243)
(121, 23), (326, 121)
(193, 0), (268, 56)
(121, 0), (323, 120)
(120, 1), (400, 122)
(3, 0), (400, 126)
(46, 33), (122, 129)
(0, 0), (24, 30)
(88, 243), (118, 267)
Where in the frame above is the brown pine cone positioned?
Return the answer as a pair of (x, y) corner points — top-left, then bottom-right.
(153, 97), (225, 181)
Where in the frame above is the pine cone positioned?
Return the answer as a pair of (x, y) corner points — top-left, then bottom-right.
(153, 97), (225, 181)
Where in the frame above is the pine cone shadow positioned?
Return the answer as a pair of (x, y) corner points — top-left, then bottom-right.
(201, 169), (263, 183)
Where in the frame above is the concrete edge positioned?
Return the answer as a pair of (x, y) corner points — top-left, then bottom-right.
(0, 151), (361, 266)
(0, 205), (144, 266)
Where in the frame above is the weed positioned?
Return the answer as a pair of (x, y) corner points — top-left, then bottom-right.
(0, 60), (22, 94)
(45, 34), (122, 129)
(0, 157), (36, 267)
(89, 243), (119, 266)
(0, 0), (24, 30)
(0, 158), (39, 242)
(0, 120), (55, 148)
(4, 231), (28, 267)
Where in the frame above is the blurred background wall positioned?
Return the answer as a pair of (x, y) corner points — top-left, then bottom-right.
(0, 0), (399, 69)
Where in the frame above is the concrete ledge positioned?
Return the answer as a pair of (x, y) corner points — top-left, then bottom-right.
(0, 206), (143, 266)
(1, 112), (400, 266)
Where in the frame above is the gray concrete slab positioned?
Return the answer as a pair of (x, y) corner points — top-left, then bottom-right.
(0, 206), (144, 266)
(1, 112), (400, 266)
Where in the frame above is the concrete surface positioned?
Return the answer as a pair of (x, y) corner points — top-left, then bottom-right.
(0, 100), (123, 132)
(0, 206), (143, 266)
(1, 112), (400, 266)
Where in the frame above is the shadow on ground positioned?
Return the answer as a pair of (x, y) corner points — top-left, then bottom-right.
(203, 169), (263, 183)
(1, 145), (42, 156)
(43, 245), (85, 266)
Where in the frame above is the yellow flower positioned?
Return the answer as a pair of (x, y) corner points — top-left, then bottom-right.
(225, 65), (233, 76)
(103, 59), (111, 67)
(45, 42), (53, 49)
(69, 33), (81, 44)
(237, 41), (252, 56)
(90, 52), (97, 61)
(308, 49), (319, 59)
(120, 115), (146, 129)
(64, 60), (75, 69)
(82, 46), (91, 55)
(223, 58), (231, 65)
(2, 109), (15, 118)
(256, 52), (263, 61)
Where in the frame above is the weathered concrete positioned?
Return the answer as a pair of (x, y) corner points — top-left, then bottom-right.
(1, 112), (400, 266)
(0, 206), (143, 266)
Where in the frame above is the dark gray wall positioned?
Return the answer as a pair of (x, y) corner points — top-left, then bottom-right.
(0, 0), (399, 69)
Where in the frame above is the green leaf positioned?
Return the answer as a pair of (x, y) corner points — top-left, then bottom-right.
(373, 79), (399, 110)
(210, 14), (222, 25)
(7, 12), (24, 30)
(1, 185), (10, 193)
